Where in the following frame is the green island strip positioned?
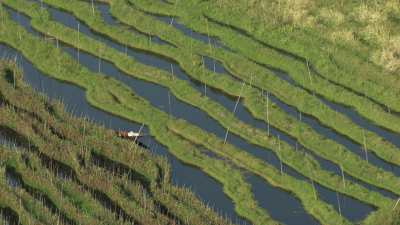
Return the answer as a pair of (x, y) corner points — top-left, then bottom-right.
(113, 0), (400, 165)
(0, 7), (355, 224)
(9, 0), (400, 202)
(0, 23), (277, 225)
(128, 0), (400, 136)
(30, 0), (400, 186)
(131, 0), (400, 114)
(102, 0), (400, 195)
(0, 60), (246, 225)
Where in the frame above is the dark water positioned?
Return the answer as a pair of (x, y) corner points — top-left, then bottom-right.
(247, 174), (319, 225)
(203, 55), (227, 74)
(0, 208), (19, 225)
(2, 3), (381, 224)
(315, 183), (374, 222)
(0, 135), (19, 150)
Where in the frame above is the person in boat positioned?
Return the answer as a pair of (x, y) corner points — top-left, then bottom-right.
(115, 130), (149, 149)
(116, 130), (142, 139)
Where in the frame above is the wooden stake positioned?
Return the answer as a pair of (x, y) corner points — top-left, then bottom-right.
(98, 47), (101, 73)
(133, 123), (145, 148)
(170, 64), (174, 80)
(336, 192), (342, 218)
(13, 55), (17, 89)
(266, 91), (270, 136)
(77, 23), (80, 63)
(341, 164), (345, 188)
(91, 0), (95, 16)
(363, 130), (368, 162)
(168, 91), (172, 118)
(233, 82), (246, 114)
(307, 154), (317, 200)
(213, 60), (216, 73)
(223, 128), (229, 144)
(17, 12), (22, 41)
(206, 18), (212, 52)
(278, 135), (283, 175)
(393, 198), (400, 210)
(201, 56), (207, 96)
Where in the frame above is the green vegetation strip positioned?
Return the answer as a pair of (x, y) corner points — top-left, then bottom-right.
(0, 16), (277, 225)
(118, 0), (400, 168)
(105, 0), (400, 197)
(0, 6), (355, 224)
(136, 0), (400, 114)
(11, 0), (400, 205)
(0, 61), (242, 225)
(0, 61), (241, 225)
(30, 0), (400, 198)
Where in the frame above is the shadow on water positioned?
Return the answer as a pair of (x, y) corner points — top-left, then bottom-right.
(0, 208), (19, 225)
(0, 39), (248, 225)
(5, 166), (76, 225)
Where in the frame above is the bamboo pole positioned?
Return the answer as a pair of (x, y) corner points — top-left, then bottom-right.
(336, 192), (342, 218)
(202, 56), (207, 96)
(168, 91), (172, 118)
(340, 164), (345, 188)
(393, 198), (400, 210)
(363, 130), (368, 162)
(133, 123), (145, 149)
(77, 23), (80, 64)
(223, 128), (229, 144)
(278, 135), (283, 175)
(170, 64), (174, 80)
(91, 0), (95, 16)
(266, 91), (270, 136)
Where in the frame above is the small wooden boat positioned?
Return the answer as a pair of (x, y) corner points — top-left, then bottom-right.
(116, 130), (144, 139)
(115, 130), (149, 149)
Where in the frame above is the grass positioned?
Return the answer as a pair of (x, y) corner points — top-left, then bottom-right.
(0, 25), (275, 225)
(121, 0), (400, 166)
(0, 6), (350, 224)
(181, 0), (400, 110)
(0, 2), (388, 224)
(2, 0), (396, 224)
(11, 0), (400, 204)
